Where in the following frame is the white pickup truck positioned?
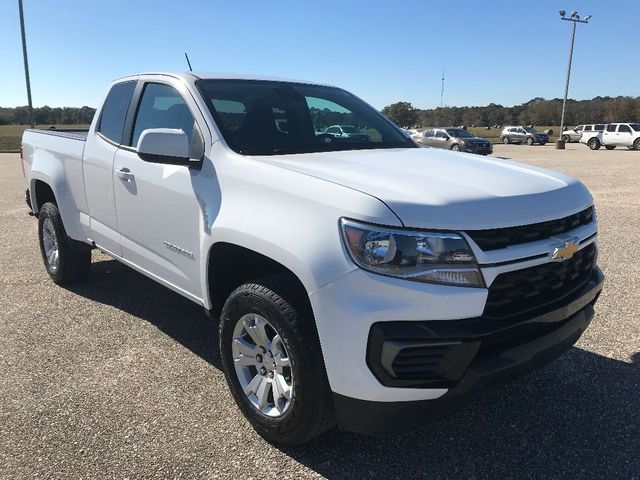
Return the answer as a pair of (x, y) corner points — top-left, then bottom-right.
(22, 72), (604, 445)
(581, 122), (640, 150)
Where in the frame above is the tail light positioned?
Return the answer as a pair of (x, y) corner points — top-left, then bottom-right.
(20, 145), (26, 177)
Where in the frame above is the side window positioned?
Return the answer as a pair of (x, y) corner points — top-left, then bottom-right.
(131, 83), (197, 148)
(435, 130), (447, 138)
(423, 130), (434, 137)
(606, 124), (616, 132)
(98, 81), (136, 144)
(575, 125), (583, 132)
(595, 124), (605, 131)
(618, 124), (631, 133)
(584, 125), (592, 131)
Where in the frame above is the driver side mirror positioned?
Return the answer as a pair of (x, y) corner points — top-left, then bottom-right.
(137, 128), (203, 166)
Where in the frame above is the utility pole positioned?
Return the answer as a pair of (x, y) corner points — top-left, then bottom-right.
(440, 71), (445, 108)
(556, 10), (591, 149)
(18, 0), (34, 128)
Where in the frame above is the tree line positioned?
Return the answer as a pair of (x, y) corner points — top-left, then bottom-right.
(0, 106), (96, 126)
(382, 96), (640, 128)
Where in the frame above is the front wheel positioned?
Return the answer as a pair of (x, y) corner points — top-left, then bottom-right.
(605, 145), (616, 150)
(526, 136), (535, 146)
(634, 139), (640, 150)
(219, 275), (334, 445)
(588, 138), (601, 150)
(502, 136), (510, 144)
(38, 202), (91, 284)
(562, 134), (570, 143)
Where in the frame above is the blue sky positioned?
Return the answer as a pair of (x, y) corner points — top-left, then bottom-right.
(0, 0), (637, 109)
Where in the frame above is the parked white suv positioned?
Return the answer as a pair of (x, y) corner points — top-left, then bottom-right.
(581, 123), (640, 150)
(21, 72), (603, 445)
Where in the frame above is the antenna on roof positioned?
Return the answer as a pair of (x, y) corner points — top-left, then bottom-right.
(184, 52), (193, 72)
(440, 71), (445, 108)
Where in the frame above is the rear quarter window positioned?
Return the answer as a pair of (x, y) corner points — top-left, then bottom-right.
(98, 81), (136, 144)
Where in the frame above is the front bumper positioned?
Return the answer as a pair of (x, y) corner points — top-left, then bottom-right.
(465, 145), (493, 155)
(331, 268), (603, 434)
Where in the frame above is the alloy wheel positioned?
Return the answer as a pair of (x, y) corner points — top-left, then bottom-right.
(232, 313), (294, 417)
(42, 217), (60, 273)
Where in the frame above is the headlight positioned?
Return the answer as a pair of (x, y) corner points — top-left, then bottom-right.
(340, 219), (485, 287)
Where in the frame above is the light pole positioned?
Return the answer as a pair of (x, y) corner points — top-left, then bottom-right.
(556, 10), (591, 150)
(18, 0), (34, 128)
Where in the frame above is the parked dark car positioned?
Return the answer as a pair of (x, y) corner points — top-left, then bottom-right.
(324, 125), (370, 141)
(500, 126), (549, 145)
(413, 128), (493, 155)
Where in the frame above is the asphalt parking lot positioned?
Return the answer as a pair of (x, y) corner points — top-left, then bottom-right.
(1, 143), (638, 479)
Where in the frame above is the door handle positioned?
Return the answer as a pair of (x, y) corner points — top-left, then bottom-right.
(115, 167), (134, 182)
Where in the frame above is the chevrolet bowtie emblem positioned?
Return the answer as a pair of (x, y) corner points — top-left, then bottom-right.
(551, 238), (580, 262)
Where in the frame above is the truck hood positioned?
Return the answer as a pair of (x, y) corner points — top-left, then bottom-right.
(259, 148), (592, 230)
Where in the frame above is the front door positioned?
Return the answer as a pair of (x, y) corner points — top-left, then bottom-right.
(112, 81), (207, 301)
(614, 124), (634, 146)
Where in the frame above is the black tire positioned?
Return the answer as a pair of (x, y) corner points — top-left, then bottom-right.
(605, 145), (616, 150)
(634, 139), (640, 150)
(588, 138), (601, 150)
(502, 136), (510, 144)
(526, 136), (535, 146)
(38, 202), (91, 285)
(562, 134), (570, 143)
(450, 144), (461, 152)
(219, 275), (334, 445)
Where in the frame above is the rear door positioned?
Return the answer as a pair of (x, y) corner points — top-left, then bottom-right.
(83, 80), (137, 256)
(112, 79), (210, 301)
(417, 129), (434, 147)
(603, 124), (617, 144)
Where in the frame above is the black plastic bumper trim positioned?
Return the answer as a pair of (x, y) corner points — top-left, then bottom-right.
(336, 298), (597, 435)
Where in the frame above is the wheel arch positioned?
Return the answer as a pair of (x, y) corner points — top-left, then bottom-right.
(31, 179), (58, 213)
(205, 242), (314, 320)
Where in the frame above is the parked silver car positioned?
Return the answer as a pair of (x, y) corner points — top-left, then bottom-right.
(413, 128), (493, 155)
(500, 126), (549, 145)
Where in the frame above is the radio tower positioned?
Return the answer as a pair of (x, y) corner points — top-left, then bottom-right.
(440, 71), (445, 108)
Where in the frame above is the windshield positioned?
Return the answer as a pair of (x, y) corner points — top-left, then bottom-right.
(523, 127), (539, 133)
(630, 124), (640, 132)
(445, 128), (474, 138)
(196, 80), (414, 155)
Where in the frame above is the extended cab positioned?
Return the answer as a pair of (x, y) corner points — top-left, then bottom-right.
(581, 122), (640, 150)
(22, 72), (604, 445)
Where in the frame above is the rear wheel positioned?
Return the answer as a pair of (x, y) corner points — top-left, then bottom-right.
(562, 134), (570, 143)
(38, 202), (91, 284)
(588, 138), (601, 150)
(605, 145), (616, 150)
(450, 144), (461, 152)
(634, 139), (640, 150)
(526, 136), (535, 146)
(219, 275), (334, 445)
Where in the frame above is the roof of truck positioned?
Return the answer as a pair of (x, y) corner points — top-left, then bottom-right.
(114, 71), (332, 87)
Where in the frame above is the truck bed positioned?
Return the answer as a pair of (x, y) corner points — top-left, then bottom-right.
(25, 128), (88, 142)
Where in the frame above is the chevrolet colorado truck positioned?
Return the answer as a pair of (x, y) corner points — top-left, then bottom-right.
(21, 72), (604, 445)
